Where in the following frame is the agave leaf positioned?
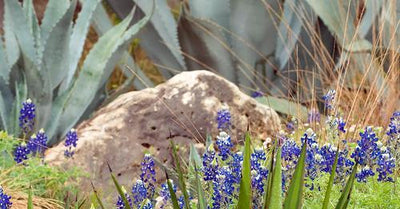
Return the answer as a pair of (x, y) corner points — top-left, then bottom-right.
(89, 4), (155, 90)
(4, 0), (37, 64)
(166, 173), (181, 209)
(39, 0), (70, 61)
(0, 78), (12, 135)
(135, 0), (186, 71)
(53, 7), (150, 140)
(0, 39), (10, 84)
(335, 163), (358, 209)
(236, 132), (252, 209)
(42, 0), (76, 90)
(170, 140), (190, 209)
(275, 0), (315, 70)
(255, 96), (309, 121)
(64, 0), (101, 89)
(322, 146), (340, 209)
(9, 79), (28, 135)
(304, 0), (372, 52)
(3, 6), (20, 70)
(23, 0), (41, 50)
(269, 147), (283, 208)
(229, 0), (280, 90)
(283, 138), (307, 209)
(177, 14), (235, 82)
(358, 0), (383, 38)
(188, 0), (230, 30)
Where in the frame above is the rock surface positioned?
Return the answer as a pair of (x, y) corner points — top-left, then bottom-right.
(45, 70), (281, 199)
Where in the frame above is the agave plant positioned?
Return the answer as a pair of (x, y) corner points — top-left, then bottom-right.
(0, 0), (152, 144)
(102, 0), (399, 123)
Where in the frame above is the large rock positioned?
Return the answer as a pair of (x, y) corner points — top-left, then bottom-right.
(45, 70), (280, 200)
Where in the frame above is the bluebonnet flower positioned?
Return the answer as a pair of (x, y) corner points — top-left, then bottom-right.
(307, 109), (320, 124)
(159, 181), (176, 208)
(115, 187), (133, 209)
(142, 199), (153, 209)
(218, 166), (236, 205)
(216, 132), (233, 161)
(216, 109), (231, 130)
(251, 170), (265, 209)
(386, 111), (400, 138)
(351, 127), (380, 166)
(202, 145), (218, 181)
(322, 89), (336, 110)
(251, 147), (266, 172)
(376, 146), (395, 182)
(286, 118), (297, 133)
(19, 98), (36, 134)
(355, 166), (375, 183)
(251, 91), (263, 98)
(27, 129), (48, 156)
(131, 180), (148, 208)
(64, 129), (79, 158)
(230, 152), (243, 184)
(140, 154), (156, 198)
(178, 196), (186, 209)
(301, 129), (320, 181)
(13, 143), (30, 164)
(281, 139), (301, 162)
(0, 186), (12, 209)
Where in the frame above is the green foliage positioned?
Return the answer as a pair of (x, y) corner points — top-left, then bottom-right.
(0, 0), (151, 144)
(236, 132), (252, 209)
(0, 131), (83, 203)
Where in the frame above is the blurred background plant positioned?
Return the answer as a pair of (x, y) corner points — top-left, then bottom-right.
(0, 0), (151, 145)
(0, 0), (398, 144)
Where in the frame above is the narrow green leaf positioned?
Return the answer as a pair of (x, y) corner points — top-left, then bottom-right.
(283, 138), (307, 209)
(335, 163), (358, 209)
(270, 147), (283, 208)
(28, 187), (33, 209)
(166, 173), (181, 209)
(322, 146), (340, 209)
(256, 96), (309, 121)
(170, 140), (190, 209)
(194, 164), (206, 209)
(189, 143), (202, 169)
(263, 140), (276, 209)
(236, 132), (252, 209)
(108, 164), (132, 209)
(65, 0), (101, 87)
(42, 0), (76, 89)
(90, 182), (105, 209)
(4, 0), (37, 64)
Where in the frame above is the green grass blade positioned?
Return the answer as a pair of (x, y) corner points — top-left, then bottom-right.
(194, 164), (206, 209)
(28, 187), (33, 209)
(166, 172), (181, 209)
(170, 140), (190, 209)
(236, 132), (252, 209)
(263, 141), (276, 209)
(90, 182), (105, 209)
(270, 147), (283, 208)
(108, 163), (132, 209)
(322, 146), (340, 209)
(283, 139), (307, 209)
(335, 163), (358, 209)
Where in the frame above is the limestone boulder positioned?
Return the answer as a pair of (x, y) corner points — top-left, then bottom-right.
(45, 70), (281, 199)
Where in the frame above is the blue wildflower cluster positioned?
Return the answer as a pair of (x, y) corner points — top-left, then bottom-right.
(216, 108), (231, 130)
(13, 99), (80, 164)
(64, 129), (79, 158)
(19, 98), (36, 134)
(0, 186), (12, 209)
(322, 89), (336, 110)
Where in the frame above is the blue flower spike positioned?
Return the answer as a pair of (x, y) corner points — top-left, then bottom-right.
(64, 129), (79, 158)
(0, 186), (12, 209)
(19, 98), (36, 134)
